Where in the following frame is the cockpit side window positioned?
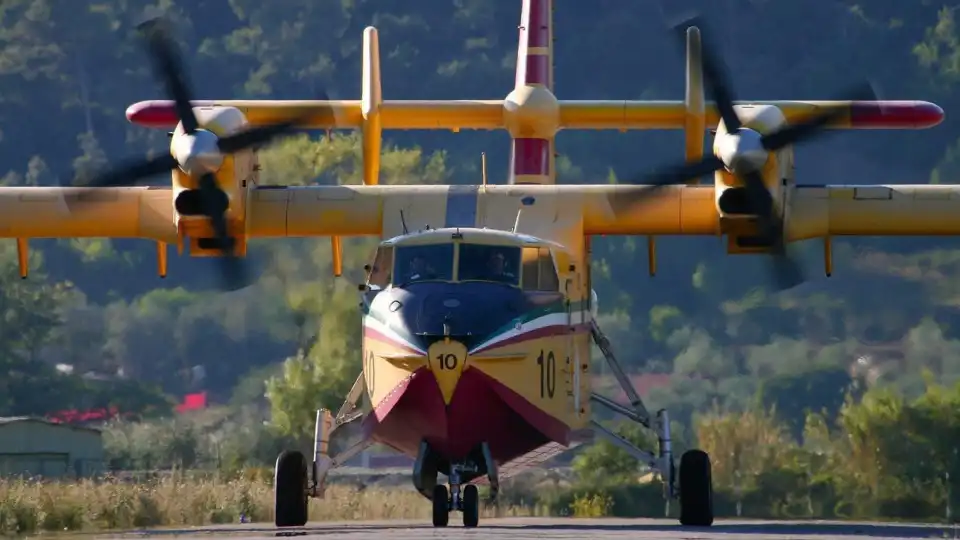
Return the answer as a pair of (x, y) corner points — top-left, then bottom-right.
(538, 248), (560, 291)
(394, 243), (455, 285)
(458, 244), (521, 286)
(521, 246), (560, 291)
(368, 246), (394, 288)
(521, 247), (540, 289)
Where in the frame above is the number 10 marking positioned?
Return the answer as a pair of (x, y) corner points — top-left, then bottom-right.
(436, 353), (458, 370)
(537, 349), (556, 398)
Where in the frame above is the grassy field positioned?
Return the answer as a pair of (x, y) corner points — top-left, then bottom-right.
(0, 474), (541, 535)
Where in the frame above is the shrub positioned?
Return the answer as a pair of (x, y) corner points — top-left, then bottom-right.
(0, 475), (534, 535)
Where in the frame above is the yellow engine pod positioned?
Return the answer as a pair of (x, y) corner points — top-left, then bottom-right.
(427, 339), (468, 405)
(169, 106), (254, 258)
(711, 103), (786, 191)
(715, 151), (781, 236)
(712, 104), (788, 239)
(714, 151), (780, 189)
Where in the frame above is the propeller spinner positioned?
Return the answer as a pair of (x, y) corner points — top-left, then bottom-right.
(73, 17), (322, 290)
(624, 16), (878, 292)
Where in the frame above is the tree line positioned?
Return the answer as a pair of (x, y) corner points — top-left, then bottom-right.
(0, 2), (959, 491)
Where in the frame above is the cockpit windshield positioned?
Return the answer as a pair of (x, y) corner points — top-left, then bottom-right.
(394, 243), (454, 285)
(458, 244), (521, 286)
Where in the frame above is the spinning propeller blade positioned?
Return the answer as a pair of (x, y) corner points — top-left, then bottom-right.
(138, 17), (200, 135)
(67, 16), (329, 290)
(73, 154), (178, 188)
(620, 15), (878, 291)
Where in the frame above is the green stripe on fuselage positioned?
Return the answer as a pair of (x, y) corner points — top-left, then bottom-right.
(481, 298), (589, 344)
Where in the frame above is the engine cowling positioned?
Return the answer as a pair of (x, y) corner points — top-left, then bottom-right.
(169, 106), (257, 256)
(712, 104), (794, 254)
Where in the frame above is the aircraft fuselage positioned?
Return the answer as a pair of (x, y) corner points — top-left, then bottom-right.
(360, 281), (578, 484)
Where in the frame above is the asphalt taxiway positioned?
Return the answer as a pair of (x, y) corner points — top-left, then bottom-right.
(88, 518), (960, 539)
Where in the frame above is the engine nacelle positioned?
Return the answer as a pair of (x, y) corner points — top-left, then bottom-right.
(169, 106), (258, 257)
(712, 104), (795, 254)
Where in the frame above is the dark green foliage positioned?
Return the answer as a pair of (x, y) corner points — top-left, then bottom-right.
(758, 365), (855, 440)
(1, 4), (960, 505)
(568, 379), (960, 520)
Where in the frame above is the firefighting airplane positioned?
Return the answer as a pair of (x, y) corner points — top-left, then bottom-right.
(7, 1), (948, 531)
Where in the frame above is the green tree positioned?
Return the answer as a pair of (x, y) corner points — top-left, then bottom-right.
(757, 365), (854, 441)
(0, 242), (83, 415)
(572, 421), (657, 486)
(265, 279), (362, 441)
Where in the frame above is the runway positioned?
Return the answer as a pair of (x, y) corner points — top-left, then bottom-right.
(89, 518), (959, 539)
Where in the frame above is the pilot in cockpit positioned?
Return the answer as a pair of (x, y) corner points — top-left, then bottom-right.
(485, 250), (516, 283)
(406, 254), (438, 282)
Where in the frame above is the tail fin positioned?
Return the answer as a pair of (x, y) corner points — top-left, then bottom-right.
(508, 0), (556, 185)
(514, 0), (554, 90)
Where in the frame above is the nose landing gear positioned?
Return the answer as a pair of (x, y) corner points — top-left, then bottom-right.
(431, 464), (481, 528)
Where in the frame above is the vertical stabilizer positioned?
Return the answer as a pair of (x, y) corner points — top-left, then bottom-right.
(361, 26), (383, 186)
(508, 0), (556, 185)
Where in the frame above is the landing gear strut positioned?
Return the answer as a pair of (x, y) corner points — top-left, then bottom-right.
(589, 320), (714, 526)
(273, 374), (373, 528)
(415, 441), (494, 528)
(431, 463), (481, 528)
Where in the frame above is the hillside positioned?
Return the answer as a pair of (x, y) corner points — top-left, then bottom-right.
(1, 0), (960, 432)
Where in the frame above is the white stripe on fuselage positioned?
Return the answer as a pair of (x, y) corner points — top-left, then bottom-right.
(363, 315), (427, 355)
(469, 310), (590, 354)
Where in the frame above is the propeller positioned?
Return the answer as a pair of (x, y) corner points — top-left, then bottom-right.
(71, 17), (327, 290)
(622, 16), (878, 291)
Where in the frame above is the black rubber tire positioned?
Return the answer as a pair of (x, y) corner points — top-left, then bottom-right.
(432, 484), (449, 527)
(462, 484), (480, 528)
(678, 449), (714, 527)
(274, 450), (309, 528)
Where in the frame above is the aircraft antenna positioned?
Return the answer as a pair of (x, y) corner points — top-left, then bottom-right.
(512, 196), (536, 233)
(481, 152), (487, 189)
(400, 209), (409, 234)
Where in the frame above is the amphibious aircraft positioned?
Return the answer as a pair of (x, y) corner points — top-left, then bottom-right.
(6, 0), (948, 530)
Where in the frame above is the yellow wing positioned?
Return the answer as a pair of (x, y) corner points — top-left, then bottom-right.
(122, 25), (942, 193)
(127, 100), (943, 132)
(244, 183), (960, 240)
(3, 184), (960, 244)
(127, 99), (505, 131)
(0, 187), (175, 241)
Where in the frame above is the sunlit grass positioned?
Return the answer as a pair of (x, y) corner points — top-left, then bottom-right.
(0, 475), (535, 535)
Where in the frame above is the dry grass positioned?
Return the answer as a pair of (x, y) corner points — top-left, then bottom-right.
(0, 475), (537, 535)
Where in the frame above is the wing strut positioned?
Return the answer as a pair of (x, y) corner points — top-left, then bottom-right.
(588, 319), (675, 500)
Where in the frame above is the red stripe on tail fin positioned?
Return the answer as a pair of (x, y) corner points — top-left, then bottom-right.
(509, 0), (556, 185)
(515, 0), (553, 87)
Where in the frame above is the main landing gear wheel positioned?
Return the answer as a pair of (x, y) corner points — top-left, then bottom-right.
(274, 450), (309, 527)
(461, 484), (480, 528)
(432, 484), (449, 527)
(678, 449), (714, 527)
